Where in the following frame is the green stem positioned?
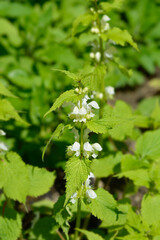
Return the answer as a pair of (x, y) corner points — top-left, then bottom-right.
(80, 123), (84, 159)
(74, 198), (81, 240)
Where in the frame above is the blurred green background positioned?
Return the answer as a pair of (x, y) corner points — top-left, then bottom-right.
(0, 0), (160, 168)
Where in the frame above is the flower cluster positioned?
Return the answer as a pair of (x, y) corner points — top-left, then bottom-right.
(67, 141), (102, 159)
(69, 95), (99, 123)
(105, 86), (115, 99)
(0, 130), (8, 153)
(70, 172), (97, 204)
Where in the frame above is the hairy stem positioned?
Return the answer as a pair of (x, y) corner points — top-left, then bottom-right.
(56, 230), (66, 240)
(74, 198), (81, 240)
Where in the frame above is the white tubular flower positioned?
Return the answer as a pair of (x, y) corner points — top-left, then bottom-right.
(72, 106), (79, 115)
(86, 172), (95, 187)
(79, 107), (87, 115)
(92, 143), (102, 151)
(71, 142), (80, 151)
(105, 52), (113, 59)
(83, 142), (93, 152)
(102, 15), (111, 22)
(95, 52), (101, 62)
(88, 101), (99, 109)
(105, 86), (115, 98)
(86, 189), (97, 199)
(90, 52), (95, 59)
(0, 142), (8, 151)
(92, 153), (98, 159)
(67, 141), (80, 157)
(91, 27), (99, 33)
(103, 23), (110, 31)
(70, 192), (77, 204)
(0, 130), (6, 136)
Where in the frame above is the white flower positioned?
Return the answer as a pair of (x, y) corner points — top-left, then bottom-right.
(79, 107), (87, 115)
(91, 27), (99, 33)
(89, 172), (95, 179)
(95, 52), (101, 62)
(90, 52), (95, 59)
(71, 142), (80, 151)
(105, 86), (115, 98)
(0, 142), (8, 151)
(67, 141), (80, 157)
(103, 23), (110, 31)
(88, 101), (99, 109)
(86, 189), (97, 199)
(0, 130), (6, 136)
(102, 15), (111, 22)
(72, 106), (79, 115)
(83, 142), (93, 152)
(70, 192), (77, 204)
(105, 52), (113, 59)
(92, 143), (102, 151)
(92, 153), (98, 158)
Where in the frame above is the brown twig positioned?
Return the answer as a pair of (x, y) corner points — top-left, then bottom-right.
(2, 200), (8, 217)
(56, 230), (66, 240)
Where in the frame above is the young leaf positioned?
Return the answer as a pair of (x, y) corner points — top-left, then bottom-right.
(44, 90), (77, 117)
(86, 188), (118, 224)
(76, 229), (104, 240)
(27, 165), (56, 197)
(0, 82), (17, 98)
(65, 157), (90, 204)
(0, 211), (22, 240)
(101, 0), (125, 12)
(52, 69), (78, 80)
(0, 99), (29, 126)
(42, 123), (72, 160)
(102, 27), (138, 50)
(72, 13), (93, 37)
(135, 129), (160, 160)
(0, 152), (29, 203)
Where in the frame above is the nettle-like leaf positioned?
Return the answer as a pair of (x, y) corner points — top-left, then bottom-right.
(121, 154), (148, 172)
(0, 98), (29, 126)
(72, 13), (93, 37)
(65, 157), (90, 204)
(135, 129), (160, 160)
(102, 27), (138, 50)
(76, 229), (104, 240)
(117, 169), (150, 187)
(86, 188), (118, 224)
(0, 152), (29, 203)
(0, 210), (22, 240)
(0, 152), (56, 203)
(27, 165), (56, 197)
(53, 195), (71, 240)
(101, 0), (125, 12)
(0, 82), (17, 98)
(141, 194), (160, 226)
(91, 152), (122, 178)
(44, 90), (77, 117)
(42, 123), (72, 160)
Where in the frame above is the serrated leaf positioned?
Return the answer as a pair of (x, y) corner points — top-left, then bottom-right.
(53, 195), (71, 240)
(27, 165), (56, 197)
(135, 129), (160, 160)
(141, 194), (160, 226)
(65, 157), (90, 204)
(121, 154), (147, 172)
(101, 0), (125, 12)
(44, 90), (77, 117)
(0, 152), (29, 203)
(86, 188), (117, 223)
(42, 123), (72, 160)
(0, 99), (29, 126)
(76, 229), (104, 240)
(91, 152), (122, 178)
(52, 69), (78, 80)
(117, 169), (150, 187)
(0, 82), (17, 98)
(102, 27), (138, 50)
(86, 119), (111, 134)
(0, 211), (22, 240)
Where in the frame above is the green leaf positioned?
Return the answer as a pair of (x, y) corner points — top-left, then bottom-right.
(0, 211), (22, 240)
(0, 1), (32, 17)
(44, 90), (77, 117)
(91, 153), (122, 178)
(0, 18), (22, 46)
(102, 27), (138, 50)
(0, 82), (17, 98)
(0, 99), (29, 126)
(86, 118), (111, 134)
(141, 194), (160, 226)
(101, 0), (125, 12)
(52, 69), (78, 80)
(53, 195), (71, 240)
(27, 165), (56, 197)
(65, 157), (90, 204)
(117, 169), (150, 187)
(121, 154), (147, 172)
(86, 188), (117, 223)
(135, 129), (160, 160)
(76, 229), (104, 240)
(0, 152), (29, 203)
(72, 13), (93, 37)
